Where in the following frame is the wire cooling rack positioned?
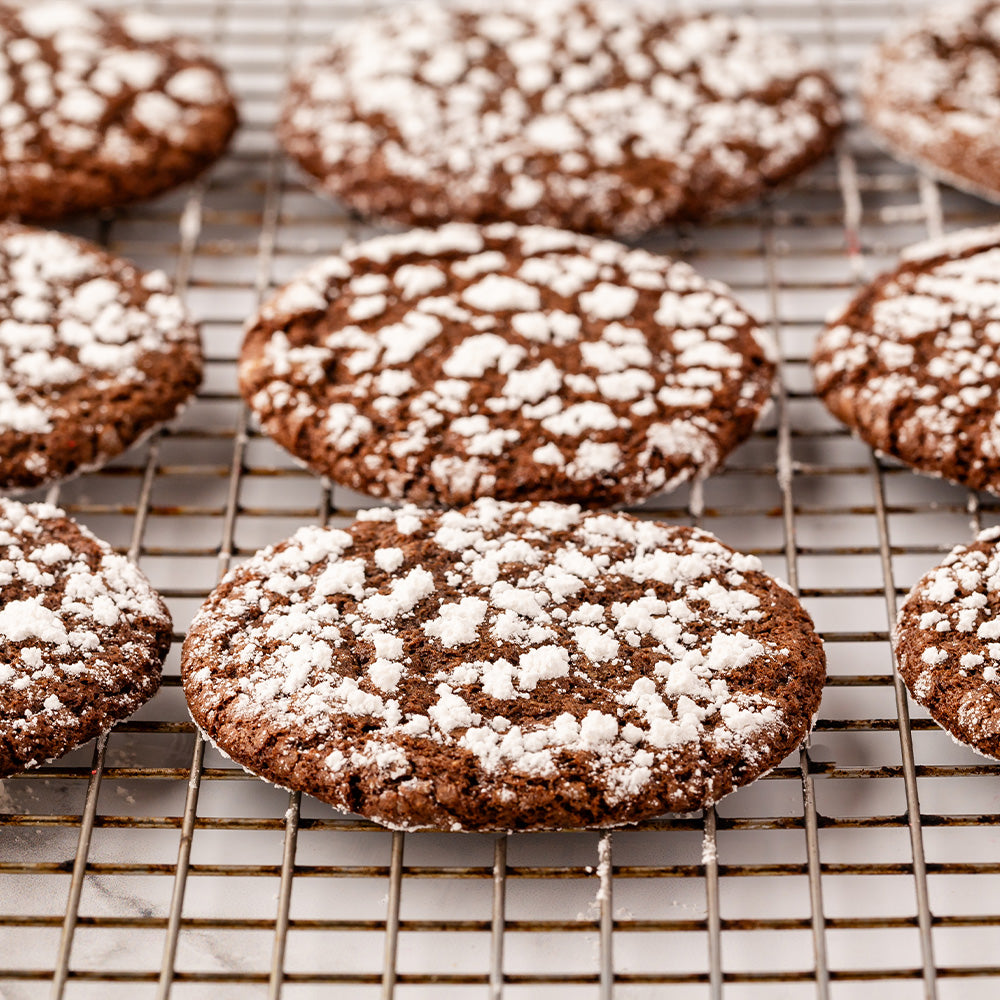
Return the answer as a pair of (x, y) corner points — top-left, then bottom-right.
(2, 0), (1000, 997)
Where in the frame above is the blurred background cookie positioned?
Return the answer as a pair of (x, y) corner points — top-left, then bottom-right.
(279, 0), (841, 237)
(0, 0), (237, 219)
(862, 0), (1000, 205)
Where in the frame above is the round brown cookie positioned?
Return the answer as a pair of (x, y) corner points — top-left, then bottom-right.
(182, 501), (826, 831)
(0, 498), (171, 777)
(278, 0), (841, 237)
(239, 223), (776, 507)
(813, 225), (1000, 495)
(861, 1), (1000, 205)
(0, 1), (237, 220)
(0, 223), (203, 493)
(895, 528), (1000, 759)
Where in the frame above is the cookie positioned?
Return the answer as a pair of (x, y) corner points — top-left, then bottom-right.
(278, 0), (841, 237)
(813, 225), (1000, 495)
(0, 498), (171, 777)
(894, 528), (1000, 759)
(181, 500), (827, 831)
(239, 223), (775, 507)
(861, 1), (1000, 205)
(0, 223), (203, 493)
(0, 1), (237, 220)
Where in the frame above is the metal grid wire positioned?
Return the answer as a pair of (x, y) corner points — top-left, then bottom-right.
(2, 0), (1000, 996)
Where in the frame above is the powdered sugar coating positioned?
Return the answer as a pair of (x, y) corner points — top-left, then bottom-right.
(0, 223), (203, 493)
(0, 498), (171, 776)
(181, 501), (826, 831)
(813, 226), (1000, 495)
(895, 527), (1000, 759)
(861, 2), (1000, 206)
(240, 223), (775, 508)
(279, 0), (841, 237)
(0, 2), (236, 219)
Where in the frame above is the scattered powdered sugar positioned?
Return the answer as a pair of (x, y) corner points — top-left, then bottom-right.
(0, 598), (70, 645)
(902, 223), (1000, 265)
(701, 832), (718, 865)
(241, 222), (773, 506)
(183, 501), (822, 824)
(595, 833), (613, 904)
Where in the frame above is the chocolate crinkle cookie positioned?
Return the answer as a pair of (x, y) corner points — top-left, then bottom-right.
(0, 223), (203, 493)
(862, 1), (1000, 205)
(813, 225), (1000, 495)
(0, 0), (237, 219)
(240, 223), (775, 507)
(182, 501), (826, 831)
(895, 528), (1000, 759)
(0, 498), (172, 777)
(279, 0), (841, 237)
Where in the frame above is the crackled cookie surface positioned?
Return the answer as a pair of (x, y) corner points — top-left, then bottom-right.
(813, 226), (1000, 494)
(895, 528), (1000, 759)
(0, 0), (237, 219)
(279, 0), (841, 236)
(182, 501), (826, 831)
(0, 498), (172, 776)
(862, 1), (1000, 203)
(0, 224), (203, 493)
(240, 224), (775, 507)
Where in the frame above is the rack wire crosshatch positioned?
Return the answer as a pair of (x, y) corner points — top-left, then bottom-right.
(2, 0), (1000, 997)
